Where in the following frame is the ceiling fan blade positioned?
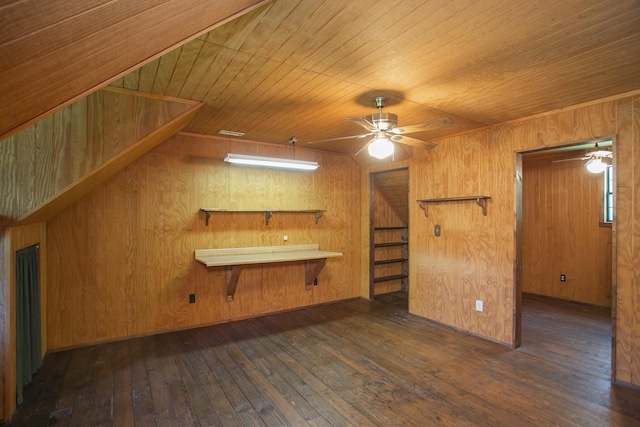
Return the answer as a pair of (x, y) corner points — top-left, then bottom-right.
(353, 139), (372, 157)
(347, 116), (377, 131)
(592, 150), (613, 157)
(551, 157), (589, 163)
(307, 133), (370, 144)
(389, 134), (437, 150)
(391, 117), (455, 134)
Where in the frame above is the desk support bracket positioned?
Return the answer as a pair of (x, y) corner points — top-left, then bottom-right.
(226, 266), (244, 301)
(305, 258), (328, 290)
(222, 258), (329, 300)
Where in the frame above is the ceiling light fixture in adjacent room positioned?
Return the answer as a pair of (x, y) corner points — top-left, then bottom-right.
(585, 157), (608, 174)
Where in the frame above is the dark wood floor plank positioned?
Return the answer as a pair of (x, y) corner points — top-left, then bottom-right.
(163, 331), (224, 427)
(6, 293), (640, 426)
(225, 320), (334, 426)
(291, 309), (472, 426)
(335, 298), (620, 426)
(211, 324), (307, 426)
(240, 317), (371, 427)
(298, 305), (530, 426)
(140, 335), (184, 426)
(259, 312), (404, 426)
(112, 340), (134, 427)
(242, 317), (378, 427)
(189, 328), (257, 425)
(188, 327), (266, 427)
(128, 338), (155, 426)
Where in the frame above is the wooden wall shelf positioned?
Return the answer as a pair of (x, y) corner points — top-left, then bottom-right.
(195, 244), (342, 301)
(200, 208), (325, 226)
(416, 196), (491, 217)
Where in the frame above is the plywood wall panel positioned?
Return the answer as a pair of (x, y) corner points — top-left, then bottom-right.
(46, 134), (360, 349)
(0, 89), (202, 417)
(614, 95), (640, 385)
(407, 93), (639, 386)
(522, 154), (612, 306)
(0, 89), (197, 228)
(632, 96), (640, 386)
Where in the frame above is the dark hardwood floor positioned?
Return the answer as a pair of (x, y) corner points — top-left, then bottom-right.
(7, 293), (640, 426)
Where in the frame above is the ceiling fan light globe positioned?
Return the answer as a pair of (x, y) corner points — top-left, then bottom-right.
(368, 137), (394, 159)
(585, 158), (607, 173)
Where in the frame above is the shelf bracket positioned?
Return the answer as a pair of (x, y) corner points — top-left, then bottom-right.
(204, 211), (212, 226)
(418, 201), (429, 217)
(314, 211), (323, 224)
(264, 211), (273, 225)
(475, 197), (488, 216)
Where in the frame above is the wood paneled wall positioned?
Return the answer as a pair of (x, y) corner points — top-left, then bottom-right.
(0, 89), (196, 230)
(522, 154), (612, 306)
(45, 134), (361, 349)
(409, 93), (640, 387)
(0, 88), (199, 420)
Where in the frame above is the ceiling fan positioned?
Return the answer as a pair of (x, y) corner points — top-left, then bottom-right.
(307, 96), (454, 159)
(552, 144), (612, 173)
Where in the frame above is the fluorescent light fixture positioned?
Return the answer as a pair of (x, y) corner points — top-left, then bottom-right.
(367, 137), (394, 159)
(224, 153), (319, 171)
(218, 130), (245, 137)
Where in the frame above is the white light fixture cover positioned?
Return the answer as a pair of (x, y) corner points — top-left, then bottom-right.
(585, 157), (607, 173)
(224, 153), (319, 171)
(367, 137), (394, 159)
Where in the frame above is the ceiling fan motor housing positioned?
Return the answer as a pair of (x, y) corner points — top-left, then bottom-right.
(365, 112), (398, 130)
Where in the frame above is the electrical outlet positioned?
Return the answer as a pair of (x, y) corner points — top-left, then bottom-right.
(475, 300), (483, 312)
(189, 294), (196, 304)
(560, 274), (566, 282)
(283, 235), (288, 241)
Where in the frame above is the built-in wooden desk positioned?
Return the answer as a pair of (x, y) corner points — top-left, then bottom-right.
(195, 244), (342, 301)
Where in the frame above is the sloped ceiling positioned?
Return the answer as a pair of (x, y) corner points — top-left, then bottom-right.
(374, 169), (410, 226)
(0, 0), (270, 140)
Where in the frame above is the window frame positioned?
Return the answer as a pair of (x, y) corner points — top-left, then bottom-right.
(603, 164), (613, 224)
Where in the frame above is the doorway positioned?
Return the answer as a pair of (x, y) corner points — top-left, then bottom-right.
(369, 168), (409, 306)
(515, 139), (614, 349)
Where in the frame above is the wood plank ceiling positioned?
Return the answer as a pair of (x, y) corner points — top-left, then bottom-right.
(3, 0), (640, 158)
(108, 0), (640, 156)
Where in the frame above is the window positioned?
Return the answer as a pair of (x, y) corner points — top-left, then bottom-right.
(604, 164), (613, 223)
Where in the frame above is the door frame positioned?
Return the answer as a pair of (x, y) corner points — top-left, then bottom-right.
(513, 137), (616, 377)
(369, 167), (409, 300)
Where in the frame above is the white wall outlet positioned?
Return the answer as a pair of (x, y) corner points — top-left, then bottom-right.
(475, 300), (483, 312)
(283, 235), (288, 241)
